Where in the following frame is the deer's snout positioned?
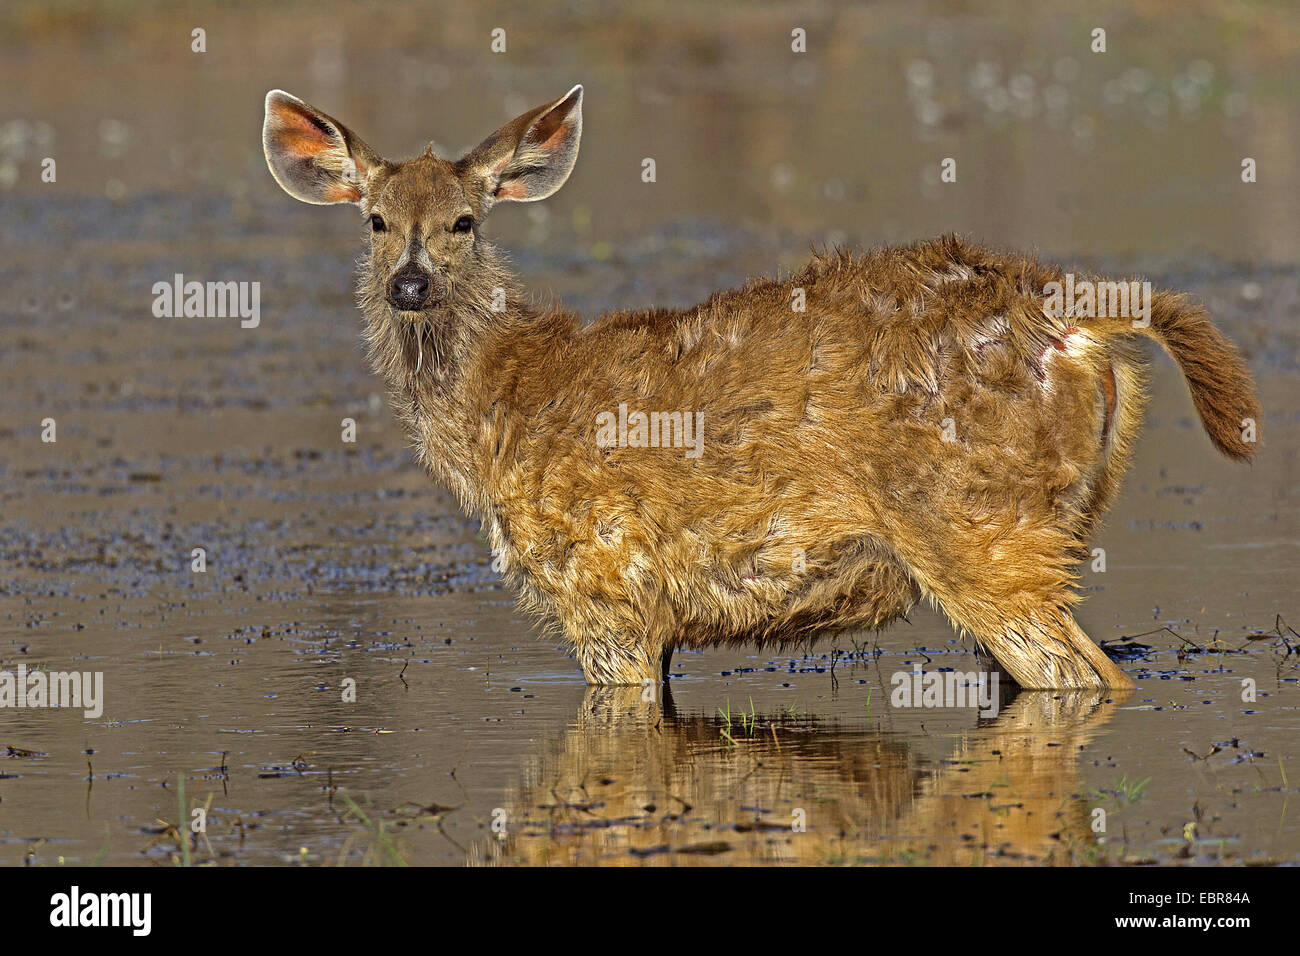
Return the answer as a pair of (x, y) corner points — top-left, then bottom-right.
(389, 265), (435, 311)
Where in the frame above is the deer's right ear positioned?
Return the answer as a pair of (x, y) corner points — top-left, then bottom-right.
(263, 90), (384, 205)
(458, 85), (583, 213)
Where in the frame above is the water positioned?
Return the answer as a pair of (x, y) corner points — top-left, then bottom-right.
(1, 0), (1297, 865)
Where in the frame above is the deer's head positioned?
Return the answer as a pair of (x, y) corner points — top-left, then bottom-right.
(263, 86), (583, 321)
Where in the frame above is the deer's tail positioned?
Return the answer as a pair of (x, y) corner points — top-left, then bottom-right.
(1092, 291), (1259, 461)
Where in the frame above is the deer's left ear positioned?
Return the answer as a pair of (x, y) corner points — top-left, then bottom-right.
(459, 85), (583, 212)
(263, 90), (385, 205)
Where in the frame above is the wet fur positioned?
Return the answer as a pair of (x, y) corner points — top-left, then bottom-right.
(264, 93), (1259, 690)
(366, 231), (1258, 689)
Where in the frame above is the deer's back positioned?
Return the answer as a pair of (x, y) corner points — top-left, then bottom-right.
(474, 236), (1121, 625)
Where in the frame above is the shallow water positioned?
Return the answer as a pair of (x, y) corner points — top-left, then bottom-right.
(1, 0), (1298, 865)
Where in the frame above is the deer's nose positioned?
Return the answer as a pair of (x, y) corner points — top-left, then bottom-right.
(389, 267), (431, 310)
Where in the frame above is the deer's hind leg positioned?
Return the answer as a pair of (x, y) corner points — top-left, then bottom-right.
(955, 605), (1133, 690)
(890, 524), (1132, 690)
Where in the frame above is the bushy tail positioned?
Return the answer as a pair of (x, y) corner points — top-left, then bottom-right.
(1084, 290), (1259, 459)
(1137, 292), (1260, 461)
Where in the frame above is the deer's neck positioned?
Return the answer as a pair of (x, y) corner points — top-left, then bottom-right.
(360, 251), (576, 530)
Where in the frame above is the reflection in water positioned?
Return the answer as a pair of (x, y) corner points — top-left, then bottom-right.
(472, 685), (1128, 866)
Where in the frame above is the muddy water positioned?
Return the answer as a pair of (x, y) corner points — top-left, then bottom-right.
(1, 1), (1297, 865)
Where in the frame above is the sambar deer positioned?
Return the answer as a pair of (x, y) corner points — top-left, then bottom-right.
(262, 85), (1259, 690)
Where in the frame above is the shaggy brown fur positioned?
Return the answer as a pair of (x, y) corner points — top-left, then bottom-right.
(263, 87), (1260, 690)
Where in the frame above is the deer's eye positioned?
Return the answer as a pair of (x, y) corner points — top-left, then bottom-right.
(452, 215), (474, 234)
(370, 214), (386, 232)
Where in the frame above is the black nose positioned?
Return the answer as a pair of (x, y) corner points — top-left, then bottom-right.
(390, 269), (431, 310)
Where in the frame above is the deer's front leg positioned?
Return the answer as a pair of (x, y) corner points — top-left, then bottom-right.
(575, 630), (667, 686)
(561, 565), (675, 685)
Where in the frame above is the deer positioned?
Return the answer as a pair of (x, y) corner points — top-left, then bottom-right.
(262, 85), (1259, 691)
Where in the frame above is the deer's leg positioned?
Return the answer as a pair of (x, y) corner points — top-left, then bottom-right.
(951, 605), (1133, 690)
(576, 638), (655, 685)
(890, 527), (1132, 690)
(575, 623), (670, 687)
(570, 589), (676, 686)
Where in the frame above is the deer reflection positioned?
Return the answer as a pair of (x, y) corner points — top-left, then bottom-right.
(471, 682), (1129, 866)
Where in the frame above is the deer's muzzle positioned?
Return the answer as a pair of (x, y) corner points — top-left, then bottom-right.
(388, 264), (443, 311)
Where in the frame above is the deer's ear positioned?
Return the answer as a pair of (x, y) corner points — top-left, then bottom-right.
(263, 90), (384, 205)
(459, 85), (582, 211)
